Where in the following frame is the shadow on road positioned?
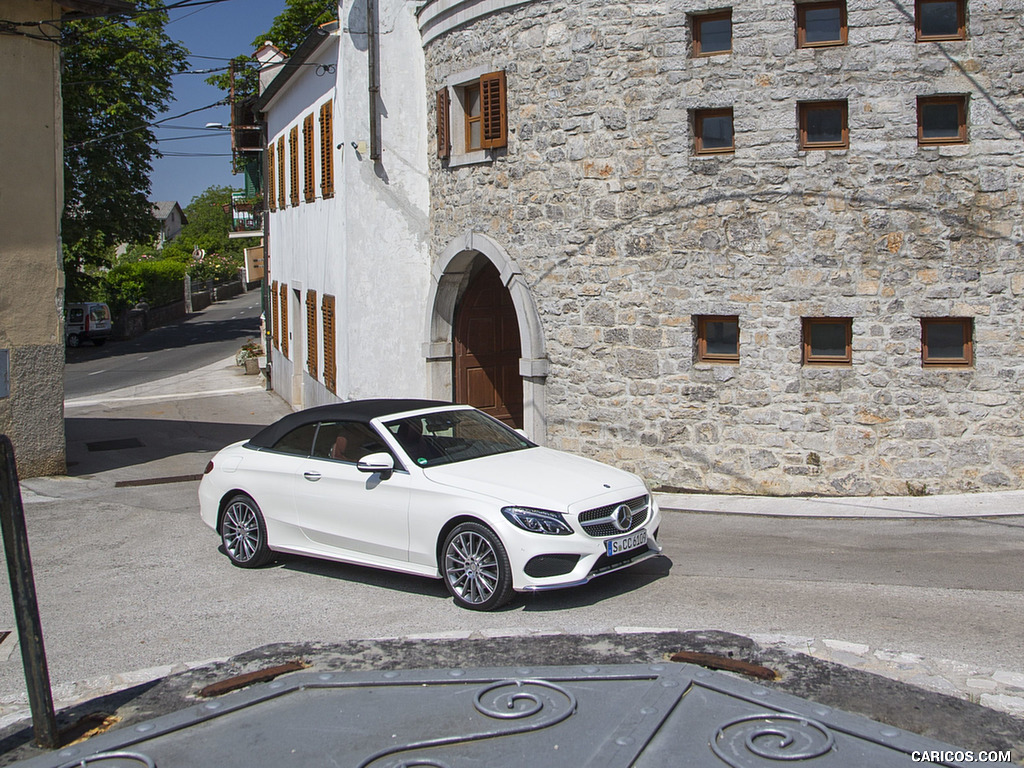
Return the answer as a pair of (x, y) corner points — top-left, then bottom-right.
(259, 551), (673, 612)
(64, 315), (261, 363)
(65, 417), (268, 475)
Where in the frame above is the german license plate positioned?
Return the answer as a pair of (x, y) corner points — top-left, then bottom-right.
(606, 529), (647, 557)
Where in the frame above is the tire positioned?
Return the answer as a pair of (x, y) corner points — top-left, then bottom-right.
(220, 493), (274, 568)
(442, 522), (513, 611)
(67, 334), (81, 348)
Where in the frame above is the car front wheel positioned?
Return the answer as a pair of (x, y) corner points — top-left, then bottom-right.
(442, 522), (512, 611)
(221, 493), (274, 568)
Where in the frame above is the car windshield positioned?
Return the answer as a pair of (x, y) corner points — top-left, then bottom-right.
(383, 409), (534, 468)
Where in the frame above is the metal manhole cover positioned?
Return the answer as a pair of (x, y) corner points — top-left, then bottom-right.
(85, 438), (144, 452)
(14, 664), (982, 768)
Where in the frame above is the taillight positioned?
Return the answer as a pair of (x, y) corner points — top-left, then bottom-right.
(204, 460), (214, 474)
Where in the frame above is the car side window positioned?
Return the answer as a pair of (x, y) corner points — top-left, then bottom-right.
(271, 424), (319, 456)
(312, 421), (388, 464)
(69, 309), (84, 322)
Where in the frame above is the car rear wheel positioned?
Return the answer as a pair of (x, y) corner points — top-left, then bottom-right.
(442, 522), (512, 611)
(67, 334), (81, 348)
(221, 493), (274, 568)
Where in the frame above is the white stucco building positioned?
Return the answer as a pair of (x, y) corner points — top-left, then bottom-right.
(257, 5), (430, 412)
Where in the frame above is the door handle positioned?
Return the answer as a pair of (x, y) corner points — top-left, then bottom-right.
(303, 471), (322, 481)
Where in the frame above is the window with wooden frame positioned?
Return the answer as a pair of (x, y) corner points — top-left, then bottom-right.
(798, 100), (848, 150)
(438, 70), (507, 161)
(319, 100), (334, 199)
(267, 144), (277, 212)
(915, 0), (965, 41)
(802, 317), (852, 365)
(279, 283), (289, 358)
(918, 95), (967, 145)
(437, 87), (451, 159)
(697, 315), (740, 363)
(322, 294), (336, 394)
(276, 136), (286, 210)
(302, 113), (316, 203)
(797, 0), (847, 47)
(921, 317), (972, 367)
(693, 10), (732, 56)
(694, 108), (735, 154)
(288, 126), (300, 207)
(271, 280), (279, 348)
(306, 289), (318, 378)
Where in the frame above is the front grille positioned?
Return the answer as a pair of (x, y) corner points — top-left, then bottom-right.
(578, 495), (649, 538)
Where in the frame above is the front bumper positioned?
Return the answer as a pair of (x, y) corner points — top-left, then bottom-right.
(507, 497), (664, 592)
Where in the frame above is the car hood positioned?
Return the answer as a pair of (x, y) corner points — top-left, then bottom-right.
(421, 446), (647, 513)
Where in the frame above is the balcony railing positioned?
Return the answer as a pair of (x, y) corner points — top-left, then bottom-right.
(229, 199), (263, 234)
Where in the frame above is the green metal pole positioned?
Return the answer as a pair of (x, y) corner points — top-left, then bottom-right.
(0, 435), (59, 748)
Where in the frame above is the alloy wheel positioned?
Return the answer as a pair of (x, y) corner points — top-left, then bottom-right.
(445, 529), (500, 605)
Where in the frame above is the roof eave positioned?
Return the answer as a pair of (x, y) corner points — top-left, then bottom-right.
(253, 23), (337, 113)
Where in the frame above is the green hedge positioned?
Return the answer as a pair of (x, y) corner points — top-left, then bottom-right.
(101, 259), (188, 313)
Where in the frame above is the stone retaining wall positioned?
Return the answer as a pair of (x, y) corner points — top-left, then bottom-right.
(424, 0), (1024, 495)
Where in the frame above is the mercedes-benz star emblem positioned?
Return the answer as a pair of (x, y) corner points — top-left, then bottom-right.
(612, 504), (633, 532)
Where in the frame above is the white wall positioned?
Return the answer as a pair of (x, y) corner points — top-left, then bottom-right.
(266, 0), (430, 410)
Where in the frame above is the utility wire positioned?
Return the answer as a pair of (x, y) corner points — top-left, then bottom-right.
(68, 99), (226, 150)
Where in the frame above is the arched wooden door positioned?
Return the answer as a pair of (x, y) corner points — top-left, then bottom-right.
(454, 263), (523, 428)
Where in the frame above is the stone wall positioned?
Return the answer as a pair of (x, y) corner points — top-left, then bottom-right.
(423, 0), (1024, 495)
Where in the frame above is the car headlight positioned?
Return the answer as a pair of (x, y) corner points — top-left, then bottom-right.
(501, 506), (573, 535)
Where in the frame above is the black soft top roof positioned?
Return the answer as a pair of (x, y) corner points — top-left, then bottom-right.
(247, 399), (450, 448)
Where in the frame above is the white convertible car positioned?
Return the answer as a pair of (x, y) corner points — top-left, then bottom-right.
(199, 399), (663, 610)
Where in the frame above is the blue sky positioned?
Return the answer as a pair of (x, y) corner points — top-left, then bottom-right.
(148, 0), (291, 208)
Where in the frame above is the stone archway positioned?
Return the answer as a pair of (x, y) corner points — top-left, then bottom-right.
(425, 231), (548, 442)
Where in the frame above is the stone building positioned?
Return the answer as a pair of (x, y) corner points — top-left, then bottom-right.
(263, 0), (1024, 496)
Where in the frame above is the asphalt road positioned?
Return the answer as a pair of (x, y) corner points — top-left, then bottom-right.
(3, 298), (1021, 713)
(64, 291), (263, 400)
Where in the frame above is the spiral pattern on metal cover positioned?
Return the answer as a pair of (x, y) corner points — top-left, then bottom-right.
(711, 714), (836, 767)
(358, 679), (577, 768)
(56, 752), (156, 768)
(474, 679), (576, 721)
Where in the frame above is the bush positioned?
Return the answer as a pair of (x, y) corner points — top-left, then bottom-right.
(101, 259), (188, 313)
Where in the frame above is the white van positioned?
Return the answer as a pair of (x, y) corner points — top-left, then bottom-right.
(65, 302), (112, 347)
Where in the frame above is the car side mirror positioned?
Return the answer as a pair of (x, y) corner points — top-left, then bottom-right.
(357, 452), (394, 475)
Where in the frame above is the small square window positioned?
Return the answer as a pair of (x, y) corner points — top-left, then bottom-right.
(918, 95), (967, 145)
(694, 10), (732, 56)
(797, 1), (847, 47)
(697, 315), (740, 363)
(694, 108), (735, 154)
(922, 318), (972, 367)
(802, 317), (852, 365)
(799, 100), (849, 150)
(916, 0), (965, 40)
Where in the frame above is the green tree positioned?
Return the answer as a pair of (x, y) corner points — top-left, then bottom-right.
(206, 0), (338, 99)
(162, 185), (245, 281)
(62, 1), (189, 270)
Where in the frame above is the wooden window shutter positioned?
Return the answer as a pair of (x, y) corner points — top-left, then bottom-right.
(302, 113), (315, 203)
(267, 144), (277, 212)
(288, 126), (300, 206)
(437, 87), (451, 159)
(480, 70), (507, 149)
(280, 283), (289, 358)
(271, 280), (279, 348)
(322, 294), (336, 393)
(306, 289), (318, 378)
(320, 100), (334, 199)
(277, 137), (286, 210)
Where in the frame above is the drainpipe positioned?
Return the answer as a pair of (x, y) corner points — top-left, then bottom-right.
(367, 0), (381, 161)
